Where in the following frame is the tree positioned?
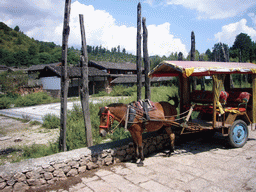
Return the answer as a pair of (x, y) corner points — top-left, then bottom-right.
(212, 42), (229, 62)
(178, 52), (183, 61)
(14, 26), (20, 32)
(38, 52), (52, 64)
(0, 70), (28, 94)
(231, 33), (252, 62)
(14, 50), (29, 66)
(205, 49), (213, 61)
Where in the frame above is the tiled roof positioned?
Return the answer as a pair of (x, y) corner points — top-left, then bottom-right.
(89, 60), (137, 70)
(41, 66), (109, 78)
(111, 75), (173, 84)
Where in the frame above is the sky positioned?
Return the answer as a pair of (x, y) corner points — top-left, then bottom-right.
(1, 0), (256, 57)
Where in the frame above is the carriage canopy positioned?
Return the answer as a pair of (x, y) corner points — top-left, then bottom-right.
(149, 61), (256, 78)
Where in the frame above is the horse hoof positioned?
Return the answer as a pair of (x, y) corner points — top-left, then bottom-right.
(137, 161), (144, 167)
(137, 162), (144, 167)
(166, 151), (173, 157)
(131, 159), (137, 163)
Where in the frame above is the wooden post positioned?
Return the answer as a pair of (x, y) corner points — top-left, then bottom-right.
(136, 3), (142, 101)
(212, 77), (217, 128)
(60, 0), (71, 152)
(191, 31), (197, 91)
(79, 14), (93, 147)
(252, 74), (256, 129)
(142, 17), (150, 100)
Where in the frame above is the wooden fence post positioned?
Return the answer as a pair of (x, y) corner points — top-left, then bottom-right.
(142, 17), (150, 100)
(60, 0), (71, 152)
(136, 3), (142, 101)
(191, 31), (197, 91)
(79, 14), (93, 147)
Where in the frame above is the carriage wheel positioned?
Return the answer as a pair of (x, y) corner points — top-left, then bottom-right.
(228, 120), (248, 148)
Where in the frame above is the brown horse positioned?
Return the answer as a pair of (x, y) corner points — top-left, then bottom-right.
(99, 100), (178, 166)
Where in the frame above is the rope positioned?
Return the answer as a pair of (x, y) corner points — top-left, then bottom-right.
(110, 113), (126, 134)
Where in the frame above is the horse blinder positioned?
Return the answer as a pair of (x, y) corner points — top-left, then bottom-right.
(99, 107), (115, 129)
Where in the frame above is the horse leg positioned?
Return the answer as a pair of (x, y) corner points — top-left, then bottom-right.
(135, 130), (144, 167)
(129, 130), (139, 163)
(164, 127), (175, 157)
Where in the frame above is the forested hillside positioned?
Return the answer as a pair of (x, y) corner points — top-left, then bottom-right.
(0, 22), (136, 67)
(1, 22), (255, 69)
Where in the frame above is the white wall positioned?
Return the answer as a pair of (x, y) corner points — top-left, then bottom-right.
(40, 76), (61, 90)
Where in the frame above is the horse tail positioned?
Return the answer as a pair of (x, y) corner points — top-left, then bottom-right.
(168, 95), (179, 108)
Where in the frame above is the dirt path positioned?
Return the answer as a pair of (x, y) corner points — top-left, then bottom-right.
(0, 115), (59, 165)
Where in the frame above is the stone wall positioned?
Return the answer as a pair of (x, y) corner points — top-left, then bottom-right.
(0, 132), (170, 191)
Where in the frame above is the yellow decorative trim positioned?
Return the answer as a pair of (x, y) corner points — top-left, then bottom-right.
(251, 69), (256, 73)
(184, 67), (194, 77)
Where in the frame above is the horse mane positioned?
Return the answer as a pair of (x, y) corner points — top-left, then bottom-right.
(98, 103), (127, 116)
(107, 103), (127, 108)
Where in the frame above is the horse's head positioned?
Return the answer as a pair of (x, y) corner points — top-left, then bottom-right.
(98, 106), (115, 137)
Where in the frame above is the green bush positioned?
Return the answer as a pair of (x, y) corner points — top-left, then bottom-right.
(0, 97), (12, 109)
(15, 92), (53, 107)
(22, 143), (59, 159)
(110, 85), (136, 96)
(42, 114), (60, 129)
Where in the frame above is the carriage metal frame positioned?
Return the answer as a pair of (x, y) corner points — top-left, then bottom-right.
(149, 61), (256, 148)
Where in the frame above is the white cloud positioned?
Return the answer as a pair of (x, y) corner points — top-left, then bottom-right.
(149, 0), (256, 19)
(1, 0), (187, 57)
(248, 12), (256, 27)
(214, 19), (256, 46)
(148, 22), (187, 56)
(27, 1), (188, 56)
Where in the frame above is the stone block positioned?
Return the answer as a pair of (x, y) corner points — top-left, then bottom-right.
(26, 171), (41, 179)
(43, 165), (54, 172)
(13, 172), (26, 182)
(67, 169), (78, 177)
(1, 185), (12, 192)
(87, 162), (98, 170)
(27, 178), (46, 186)
(44, 172), (53, 180)
(13, 182), (29, 192)
(62, 165), (71, 174)
(0, 182), (6, 190)
(78, 166), (87, 173)
(53, 170), (66, 178)
(53, 163), (67, 170)
(68, 161), (79, 169)
(6, 177), (15, 186)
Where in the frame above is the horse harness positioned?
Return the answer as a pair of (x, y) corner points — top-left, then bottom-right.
(100, 100), (156, 132)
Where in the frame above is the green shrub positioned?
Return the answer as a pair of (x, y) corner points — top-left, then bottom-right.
(110, 85), (136, 96)
(15, 92), (53, 107)
(0, 97), (12, 109)
(42, 114), (60, 129)
(22, 143), (59, 159)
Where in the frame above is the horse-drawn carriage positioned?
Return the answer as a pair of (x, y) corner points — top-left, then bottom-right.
(149, 61), (256, 148)
(99, 60), (256, 166)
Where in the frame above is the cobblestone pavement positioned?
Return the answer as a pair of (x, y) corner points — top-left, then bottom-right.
(37, 129), (256, 192)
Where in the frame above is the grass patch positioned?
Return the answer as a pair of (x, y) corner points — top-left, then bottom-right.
(42, 114), (60, 129)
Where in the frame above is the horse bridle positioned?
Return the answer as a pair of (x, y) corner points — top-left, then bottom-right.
(99, 107), (115, 129)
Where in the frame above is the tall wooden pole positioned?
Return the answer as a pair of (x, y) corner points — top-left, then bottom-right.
(79, 14), (93, 147)
(142, 17), (150, 100)
(60, 0), (71, 152)
(191, 31), (197, 91)
(136, 3), (142, 101)
(252, 74), (256, 129)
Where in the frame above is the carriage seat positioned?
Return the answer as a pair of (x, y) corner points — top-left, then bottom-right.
(225, 91), (251, 113)
(186, 90), (229, 114)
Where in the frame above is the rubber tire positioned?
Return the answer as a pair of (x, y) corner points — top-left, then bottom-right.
(228, 120), (249, 148)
